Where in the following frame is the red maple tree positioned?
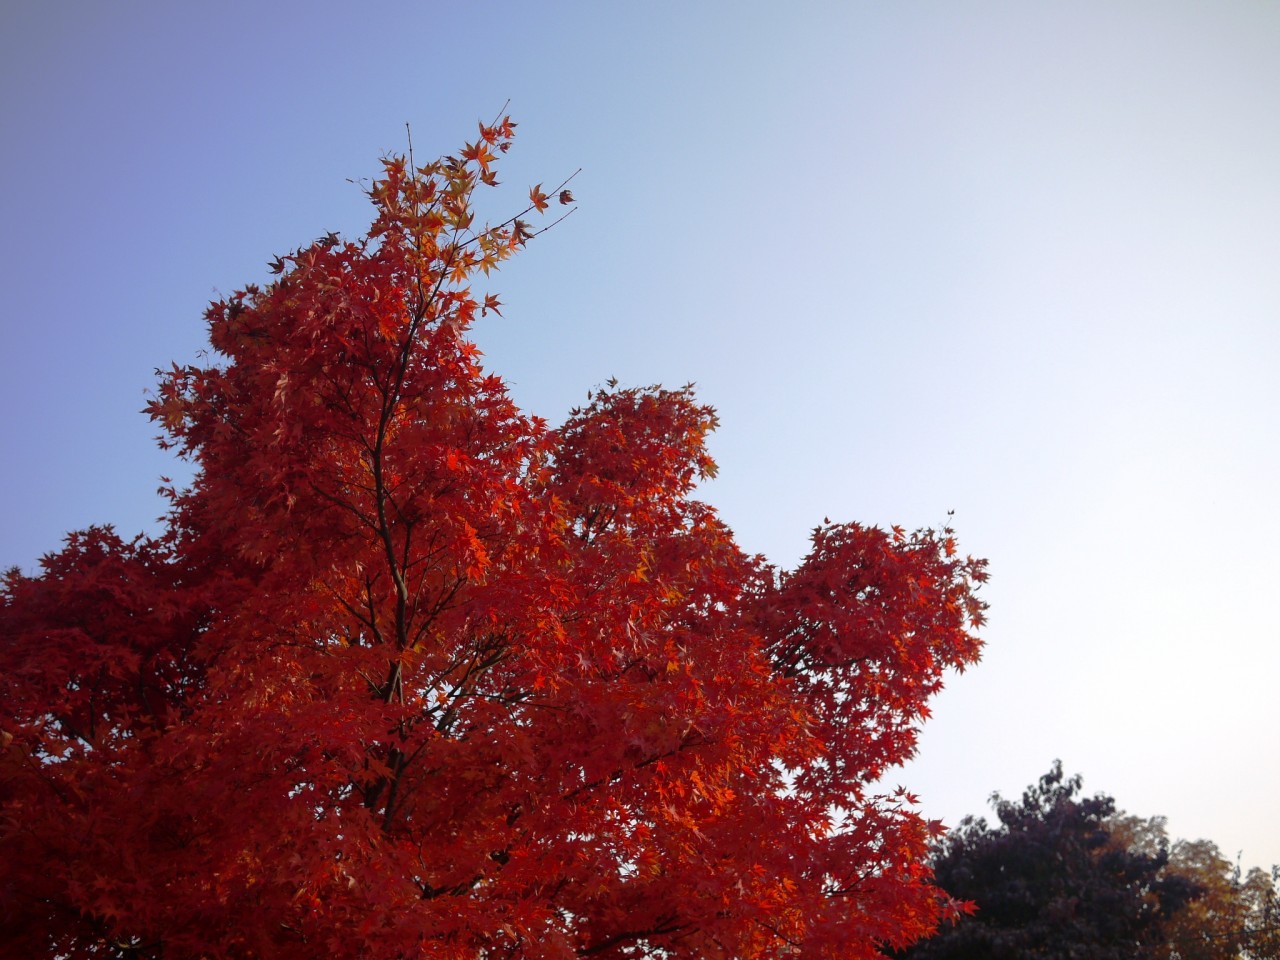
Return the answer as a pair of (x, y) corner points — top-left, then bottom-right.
(0, 118), (986, 960)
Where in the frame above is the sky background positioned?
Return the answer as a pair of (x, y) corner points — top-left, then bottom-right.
(2, 1), (1277, 869)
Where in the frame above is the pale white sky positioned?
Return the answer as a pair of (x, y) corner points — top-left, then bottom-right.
(2, 1), (1277, 867)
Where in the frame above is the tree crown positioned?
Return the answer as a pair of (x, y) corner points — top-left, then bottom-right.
(0, 119), (987, 960)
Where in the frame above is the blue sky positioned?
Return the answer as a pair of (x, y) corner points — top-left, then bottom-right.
(3, 1), (1278, 868)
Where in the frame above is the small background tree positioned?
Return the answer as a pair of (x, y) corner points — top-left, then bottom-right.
(898, 763), (1280, 960)
(896, 762), (1199, 960)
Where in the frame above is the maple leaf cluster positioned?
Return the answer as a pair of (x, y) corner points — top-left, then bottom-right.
(0, 119), (987, 960)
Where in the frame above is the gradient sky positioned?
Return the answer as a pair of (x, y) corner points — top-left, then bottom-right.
(3, 1), (1278, 869)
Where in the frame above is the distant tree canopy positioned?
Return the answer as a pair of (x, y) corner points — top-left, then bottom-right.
(1116, 820), (1280, 960)
(897, 762), (1280, 960)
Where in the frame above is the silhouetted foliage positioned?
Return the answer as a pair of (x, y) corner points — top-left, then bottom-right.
(897, 762), (1202, 960)
(1111, 815), (1280, 959)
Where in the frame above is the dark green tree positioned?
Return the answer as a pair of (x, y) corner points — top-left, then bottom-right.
(897, 762), (1201, 960)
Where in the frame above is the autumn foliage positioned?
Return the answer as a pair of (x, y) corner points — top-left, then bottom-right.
(0, 118), (987, 959)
